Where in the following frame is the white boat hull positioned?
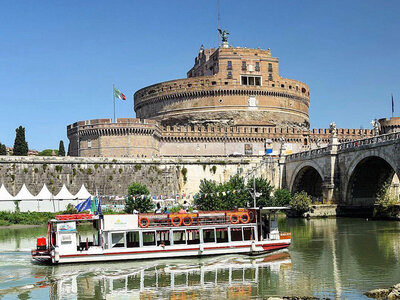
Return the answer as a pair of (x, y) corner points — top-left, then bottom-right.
(51, 239), (290, 264)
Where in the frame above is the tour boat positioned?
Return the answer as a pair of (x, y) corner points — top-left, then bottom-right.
(31, 207), (291, 264)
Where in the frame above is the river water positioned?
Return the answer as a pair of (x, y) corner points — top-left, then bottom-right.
(0, 218), (399, 299)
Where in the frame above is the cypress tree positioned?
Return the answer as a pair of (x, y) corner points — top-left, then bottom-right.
(58, 140), (66, 156)
(13, 126), (28, 156)
(0, 143), (7, 155)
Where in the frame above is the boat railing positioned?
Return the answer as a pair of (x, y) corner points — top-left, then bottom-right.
(138, 209), (257, 228)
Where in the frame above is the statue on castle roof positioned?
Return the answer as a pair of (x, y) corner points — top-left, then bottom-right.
(218, 28), (229, 42)
(329, 122), (337, 137)
(370, 119), (380, 136)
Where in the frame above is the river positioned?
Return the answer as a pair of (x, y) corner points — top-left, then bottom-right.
(0, 218), (399, 299)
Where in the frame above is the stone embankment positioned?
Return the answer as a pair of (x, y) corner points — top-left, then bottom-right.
(365, 283), (400, 299)
(0, 155), (277, 198)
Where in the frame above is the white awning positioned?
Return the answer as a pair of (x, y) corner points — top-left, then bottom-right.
(0, 184), (14, 201)
(14, 184), (35, 201)
(54, 184), (75, 200)
(35, 184), (53, 200)
(74, 184), (92, 200)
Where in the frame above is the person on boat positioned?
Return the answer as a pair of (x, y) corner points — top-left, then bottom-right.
(178, 207), (186, 214)
(155, 203), (162, 214)
(162, 207), (169, 214)
(182, 200), (189, 212)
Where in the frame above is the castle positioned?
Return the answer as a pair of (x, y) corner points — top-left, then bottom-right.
(67, 36), (373, 158)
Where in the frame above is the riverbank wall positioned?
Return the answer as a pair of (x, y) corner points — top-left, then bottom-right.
(0, 155), (280, 200)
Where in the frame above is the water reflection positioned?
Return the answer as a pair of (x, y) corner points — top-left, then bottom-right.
(0, 251), (291, 299)
(1, 218), (400, 299)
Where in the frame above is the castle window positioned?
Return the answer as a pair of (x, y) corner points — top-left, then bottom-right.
(219, 99), (223, 103)
(268, 74), (273, 81)
(255, 62), (260, 71)
(241, 75), (261, 86)
(241, 61), (247, 71)
(87, 140), (92, 148)
(268, 63), (273, 72)
(227, 61), (232, 70)
(212, 81), (216, 85)
(302, 87), (306, 93)
(281, 84), (285, 88)
(227, 71), (232, 79)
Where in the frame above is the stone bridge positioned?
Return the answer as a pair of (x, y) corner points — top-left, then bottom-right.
(284, 132), (400, 206)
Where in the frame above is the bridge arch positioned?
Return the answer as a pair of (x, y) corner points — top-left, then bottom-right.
(345, 153), (399, 206)
(290, 162), (324, 200)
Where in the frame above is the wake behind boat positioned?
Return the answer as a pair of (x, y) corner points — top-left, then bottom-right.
(31, 207), (291, 264)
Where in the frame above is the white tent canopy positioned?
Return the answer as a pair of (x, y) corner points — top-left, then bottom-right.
(35, 184), (53, 200)
(54, 184), (75, 200)
(34, 184), (55, 212)
(0, 184), (15, 212)
(74, 184), (92, 200)
(54, 184), (77, 211)
(15, 184), (37, 212)
(14, 184), (35, 200)
(0, 184), (14, 201)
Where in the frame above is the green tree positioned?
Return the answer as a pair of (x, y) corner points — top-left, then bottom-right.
(124, 182), (154, 213)
(58, 140), (66, 156)
(290, 191), (312, 214)
(0, 142), (7, 155)
(38, 149), (58, 156)
(246, 177), (274, 207)
(13, 126), (28, 156)
(194, 179), (221, 210)
(273, 188), (292, 206)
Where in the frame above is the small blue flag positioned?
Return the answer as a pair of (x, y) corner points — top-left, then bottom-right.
(76, 196), (91, 212)
(95, 196), (102, 216)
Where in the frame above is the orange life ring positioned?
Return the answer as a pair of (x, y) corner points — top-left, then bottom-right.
(139, 217), (150, 228)
(230, 214), (240, 224)
(240, 212), (250, 224)
(182, 216), (193, 226)
(171, 216), (182, 226)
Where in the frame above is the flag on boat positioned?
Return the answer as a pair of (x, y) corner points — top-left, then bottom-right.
(95, 196), (102, 216)
(114, 87), (126, 100)
(91, 196), (97, 212)
(76, 196), (91, 212)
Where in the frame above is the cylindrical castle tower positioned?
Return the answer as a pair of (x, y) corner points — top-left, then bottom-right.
(134, 46), (310, 129)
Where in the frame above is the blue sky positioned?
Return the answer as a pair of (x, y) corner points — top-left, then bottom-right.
(0, 0), (399, 150)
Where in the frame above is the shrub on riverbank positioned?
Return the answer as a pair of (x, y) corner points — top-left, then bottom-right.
(289, 191), (312, 215)
(0, 211), (56, 226)
(374, 183), (400, 219)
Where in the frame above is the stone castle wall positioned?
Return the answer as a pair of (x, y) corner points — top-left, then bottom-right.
(134, 46), (310, 128)
(0, 156), (276, 199)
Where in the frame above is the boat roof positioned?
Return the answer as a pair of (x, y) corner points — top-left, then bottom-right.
(259, 206), (290, 212)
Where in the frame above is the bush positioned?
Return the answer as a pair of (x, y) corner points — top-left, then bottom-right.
(124, 182), (154, 213)
(290, 191), (312, 214)
(273, 188), (292, 206)
(376, 183), (398, 208)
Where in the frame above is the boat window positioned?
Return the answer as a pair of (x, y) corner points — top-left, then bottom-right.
(243, 227), (255, 241)
(127, 231), (140, 248)
(156, 230), (170, 246)
(111, 232), (125, 248)
(187, 229), (200, 245)
(142, 231), (156, 246)
(203, 228), (216, 243)
(172, 230), (186, 245)
(230, 227), (243, 242)
(216, 228), (228, 243)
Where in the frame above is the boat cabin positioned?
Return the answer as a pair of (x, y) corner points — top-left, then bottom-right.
(32, 208), (291, 264)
